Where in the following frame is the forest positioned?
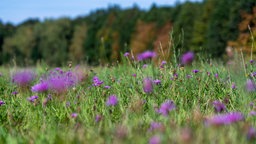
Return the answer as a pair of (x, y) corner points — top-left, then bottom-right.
(0, 0), (255, 66)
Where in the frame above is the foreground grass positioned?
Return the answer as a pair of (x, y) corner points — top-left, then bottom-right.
(0, 56), (256, 144)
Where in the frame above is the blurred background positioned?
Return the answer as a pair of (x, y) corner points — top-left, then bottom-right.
(0, 0), (255, 66)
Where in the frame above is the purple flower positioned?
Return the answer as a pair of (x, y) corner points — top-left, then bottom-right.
(0, 100), (5, 106)
(181, 51), (194, 65)
(37, 68), (80, 94)
(11, 91), (18, 95)
(251, 72), (256, 77)
(95, 115), (102, 122)
(158, 100), (176, 116)
(142, 64), (148, 69)
(246, 79), (256, 92)
(250, 60), (254, 64)
(27, 95), (38, 103)
(247, 127), (256, 140)
(31, 81), (48, 93)
(124, 52), (130, 57)
(137, 51), (156, 61)
(149, 122), (163, 132)
(12, 70), (36, 87)
(215, 73), (219, 78)
(153, 79), (161, 85)
(149, 135), (161, 144)
(186, 75), (192, 79)
(249, 111), (256, 116)
(106, 95), (118, 106)
(93, 76), (103, 87)
(231, 83), (236, 89)
(205, 112), (244, 126)
(143, 78), (153, 94)
(47, 76), (67, 94)
(132, 74), (137, 77)
(71, 113), (78, 118)
(212, 100), (226, 113)
(160, 61), (167, 68)
(192, 69), (199, 73)
(104, 86), (111, 89)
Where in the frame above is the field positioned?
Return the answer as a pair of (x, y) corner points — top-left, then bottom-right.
(0, 52), (256, 144)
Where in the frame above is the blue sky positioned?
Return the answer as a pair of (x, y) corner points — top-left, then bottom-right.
(0, 0), (201, 25)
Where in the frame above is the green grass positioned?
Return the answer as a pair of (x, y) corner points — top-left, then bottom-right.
(0, 55), (256, 144)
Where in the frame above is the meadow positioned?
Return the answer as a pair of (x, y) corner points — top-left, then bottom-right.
(0, 51), (256, 144)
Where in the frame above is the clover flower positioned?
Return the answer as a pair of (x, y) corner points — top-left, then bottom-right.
(149, 122), (163, 132)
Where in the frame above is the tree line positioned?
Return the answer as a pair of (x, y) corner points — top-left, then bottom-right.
(0, 0), (255, 66)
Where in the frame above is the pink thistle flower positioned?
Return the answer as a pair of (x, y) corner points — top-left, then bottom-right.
(106, 95), (118, 106)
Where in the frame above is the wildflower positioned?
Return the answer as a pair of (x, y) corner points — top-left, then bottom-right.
(104, 86), (111, 89)
(149, 135), (161, 144)
(149, 122), (163, 132)
(106, 95), (118, 106)
(250, 60), (254, 64)
(143, 64), (148, 68)
(212, 100), (226, 113)
(124, 52), (130, 57)
(205, 112), (244, 126)
(137, 51), (156, 61)
(153, 79), (161, 85)
(160, 61), (167, 68)
(246, 79), (256, 92)
(247, 127), (256, 140)
(143, 78), (153, 94)
(249, 111), (256, 116)
(93, 76), (103, 87)
(47, 76), (67, 94)
(192, 69), (199, 73)
(11, 91), (18, 95)
(0, 100), (5, 106)
(186, 75), (192, 79)
(27, 95), (38, 103)
(251, 72), (256, 77)
(215, 73), (219, 78)
(31, 81), (48, 93)
(95, 115), (102, 122)
(231, 83), (236, 89)
(181, 51), (194, 65)
(207, 72), (211, 76)
(71, 113), (78, 118)
(132, 73), (137, 77)
(66, 101), (71, 107)
(12, 70), (36, 87)
(158, 100), (176, 116)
